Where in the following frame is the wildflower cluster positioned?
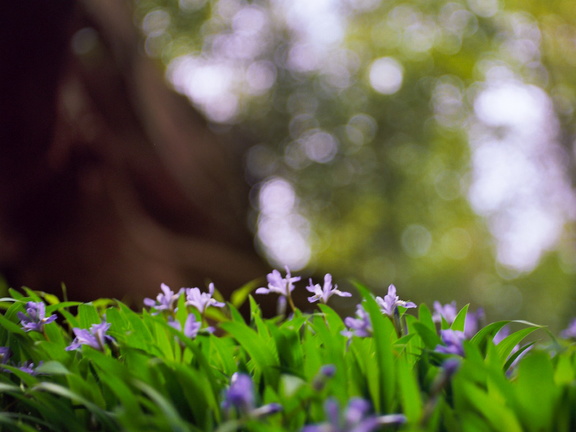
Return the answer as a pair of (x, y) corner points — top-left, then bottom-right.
(143, 281), (226, 338)
(66, 321), (114, 352)
(303, 398), (406, 432)
(143, 283), (181, 314)
(0, 346), (43, 376)
(0, 269), (575, 431)
(376, 284), (416, 317)
(306, 273), (352, 304)
(255, 267), (352, 308)
(342, 304), (372, 338)
(341, 284), (416, 339)
(17, 301), (57, 333)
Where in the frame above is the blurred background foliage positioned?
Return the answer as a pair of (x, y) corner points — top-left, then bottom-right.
(126, 0), (576, 329)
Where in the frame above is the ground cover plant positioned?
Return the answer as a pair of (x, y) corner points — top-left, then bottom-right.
(0, 268), (575, 431)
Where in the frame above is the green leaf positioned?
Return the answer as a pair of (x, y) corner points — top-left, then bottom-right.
(35, 360), (70, 375)
(58, 308), (80, 329)
(0, 311), (25, 335)
(173, 361), (220, 427)
(98, 371), (141, 419)
(205, 306), (229, 323)
(496, 327), (540, 365)
(179, 337), (221, 397)
(270, 324), (304, 375)
(43, 318), (67, 346)
(220, 321), (279, 385)
(554, 351), (574, 385)
(133, 380), (191, 432)
(0, 298), (17, 304)
(1, 365), (40, 387)
(8, 288), (25, 300)
(112, 303), (160, 355)
(21, 288), (43, 302)
(41, 292), (61, 305)
(304, 314), (348, 391)
(355, 284), (396, 412)
(395, 332), (416, 347)
(397, 356), (422, 422)
(514, 350), (558, 432)
(503, 342), (534, 373)
(470, 321), (510, 347)
(0, 415), (46, 432)
(21, 391), (85, 430)
(450, 304), (469, 333)
(249, 295), (263, 321)
(77, 304), (102, 328)
(231, 279), (262, 309)
(317, 303), (346, 330)
(413, 322), (442, 350)
(0, 382), (23, 393)
(209, 333), (239, 376)
(32, 382), (117, 429)
(46, 301), (82, 315)
(349, 337), (381, 409)
(149, 318), (177, 361)
(417, 303), (436, 332)
(227, 302), (246, 324)
(458, 381), (523, 432)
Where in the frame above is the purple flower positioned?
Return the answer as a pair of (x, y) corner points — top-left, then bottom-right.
(342, 304), (372, 338)
(251, 403), (282, 418)
(433, 302), (484, 338)
(464, 308), (484, 338)
(319, 364), (336, 378)
(312, 364), (336, 391)
(276, 295), (288, 317)
(144, 283), (182, 314)
(493, 325), (510, 345)
(222, 373), (255, 415)
(435, 329), (466, 356)
(493, 326), (532, 375)
(425, 358), (461, 413)
(17, 302), (57, 333)
(222, 373), (282, 419)
(306, 274), (351, 304)
(432, 301), (458, 324)
(302, 398), (406, 432)
(168, 314), (202, 339)
(442, 358), (461, 377)
(185, 283), (225, 315)
(17, 361), (43, 375)
(0, 347), (10, 364)
(375, 285), (416, 317)
(66, 321), (114, 352)
(505, 344), (532, 376)
(255, 267), (300, 298)
(561, 318), (576, 339)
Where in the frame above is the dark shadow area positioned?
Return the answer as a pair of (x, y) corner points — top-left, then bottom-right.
(0, 1), (278, 312)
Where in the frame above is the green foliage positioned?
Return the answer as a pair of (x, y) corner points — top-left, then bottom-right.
(130, 0), (576, 330)
(1, 281), (576, 431)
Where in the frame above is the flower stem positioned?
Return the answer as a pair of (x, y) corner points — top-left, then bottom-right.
(287, 293), (296, 313)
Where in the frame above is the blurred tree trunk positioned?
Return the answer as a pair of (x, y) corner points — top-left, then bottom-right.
(0, 0), (269, 303)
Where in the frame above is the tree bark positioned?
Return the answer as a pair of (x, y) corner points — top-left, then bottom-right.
(0, 1), (269, 304)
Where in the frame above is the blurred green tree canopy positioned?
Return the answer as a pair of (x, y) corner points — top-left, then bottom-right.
(127, 0), (576, 329)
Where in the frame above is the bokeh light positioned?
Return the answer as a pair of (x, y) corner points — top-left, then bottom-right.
(257, 177), (311, 271)
(369, 57), (404, 95)
(133, 0), (576, 329)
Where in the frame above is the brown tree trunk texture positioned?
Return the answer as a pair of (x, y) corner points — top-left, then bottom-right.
(0, 1), (270, 305)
